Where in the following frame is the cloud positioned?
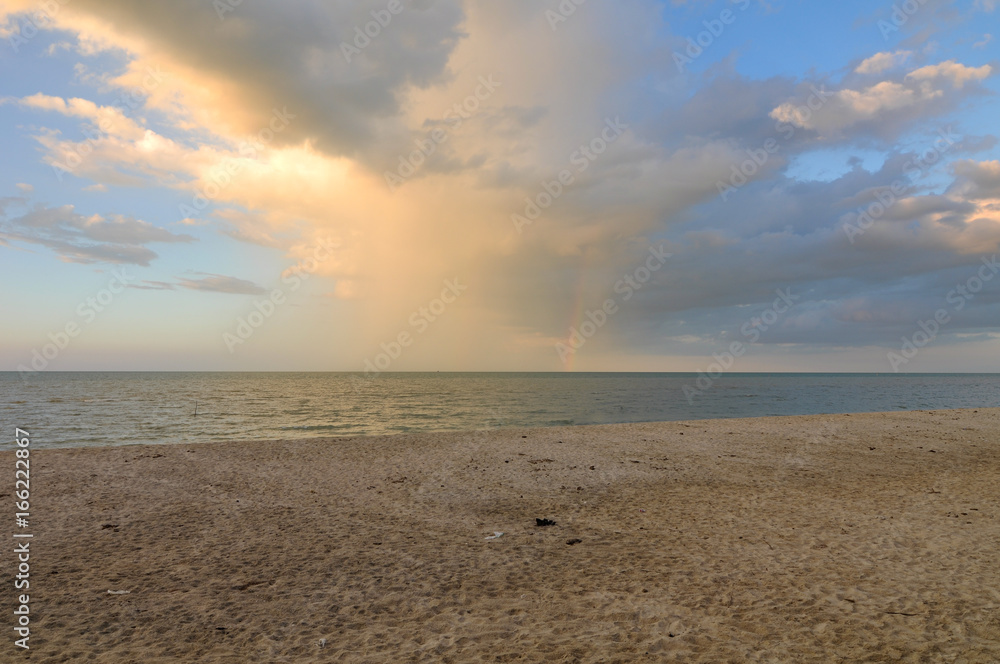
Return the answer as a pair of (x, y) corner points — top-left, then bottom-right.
(12, 91), (205, 189)
(0, 201), (195, 265)
(973, 33), (993, 48)
(0, 197), (25, 216)
(130, 280), (177, 291)
(522, 146), (1000, 356)
(769, 60), (992, 138)
(129, 275), (269, 295)
(2, 0), (467, 162)
(771, 81), (929, 133)
(4, 0), (1000, 368)
(18, 93), (146, 140)
(905, 60), (993, 87)
(212, 209), (288, 249)
(855, 50), (912, 75)
(15, 183), (33, 194)
(176, 272), (266, 295)
(948, 160), (1000, 200)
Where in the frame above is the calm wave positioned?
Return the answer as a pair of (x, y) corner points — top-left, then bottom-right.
(2, 372), (999, 449)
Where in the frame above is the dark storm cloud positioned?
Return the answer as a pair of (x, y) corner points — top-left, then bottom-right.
(51, 0), (466, 157)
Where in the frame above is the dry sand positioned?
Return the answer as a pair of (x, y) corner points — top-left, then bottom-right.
(4, 408), (1000, 663)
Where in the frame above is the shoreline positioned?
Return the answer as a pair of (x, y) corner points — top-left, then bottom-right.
(6, 408), (1000, 662)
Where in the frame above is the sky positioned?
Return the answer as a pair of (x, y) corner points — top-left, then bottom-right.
(0, 0), (998, 374)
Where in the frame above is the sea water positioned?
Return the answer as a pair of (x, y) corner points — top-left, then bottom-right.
(1, 372), (998, 449)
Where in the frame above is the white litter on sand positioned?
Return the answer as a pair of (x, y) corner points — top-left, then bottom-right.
(485, 532), (504, 540)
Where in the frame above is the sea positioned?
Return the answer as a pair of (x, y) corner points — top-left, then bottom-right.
(2, 372), (999, 449)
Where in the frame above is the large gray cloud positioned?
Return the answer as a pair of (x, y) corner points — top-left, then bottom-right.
(45, 0), (466, 158)
(475, 132), (1000, 358)
(949, 159), (1000, 199)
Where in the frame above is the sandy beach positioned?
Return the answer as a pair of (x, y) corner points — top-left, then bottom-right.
(5, 408), (1000, 662)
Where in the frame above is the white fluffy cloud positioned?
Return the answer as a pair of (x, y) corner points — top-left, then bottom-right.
(906, 60), (993, 87)
(770, 61), (992, 137)
(855, 50), (912, 75)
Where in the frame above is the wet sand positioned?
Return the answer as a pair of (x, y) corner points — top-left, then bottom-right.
(5, 408), (1000, 662)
